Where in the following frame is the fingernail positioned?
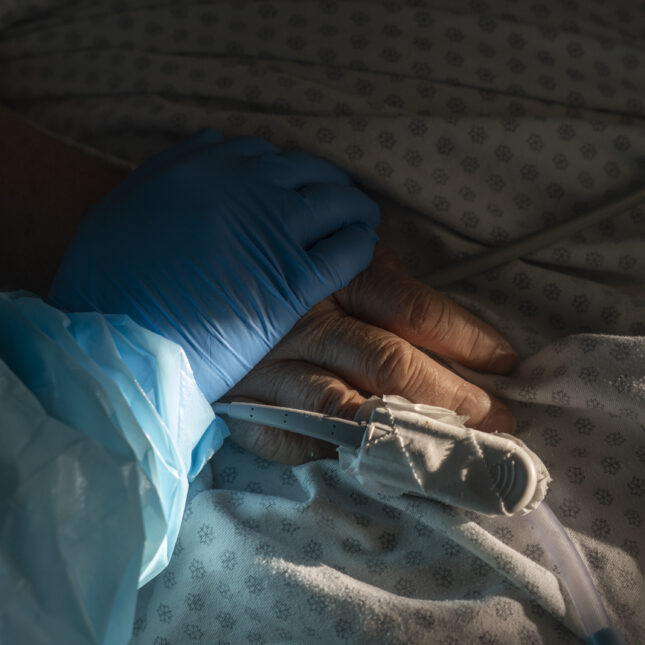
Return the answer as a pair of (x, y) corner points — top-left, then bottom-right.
(488, 345), (517, 374)
(478, 407), (517, 435)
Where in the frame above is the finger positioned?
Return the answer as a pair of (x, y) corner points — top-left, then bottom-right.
(289, 184), (380, 249)
(218, 395), (337, 465)
(335, 261), (517, 374)
(274, 304), (516, 434)
(372, 243), (404, 271)
(142, 127), (226, 170)
(106, 128), (225, 199)
(228, 357), (366, 420)
(222, 359), (367, 463)
(186, 136), (279, 172)
(306, 223), (379, 297)
(243, 150), (352, 190)
(216, 135), (280, 159)
(161, 136), (280, 186)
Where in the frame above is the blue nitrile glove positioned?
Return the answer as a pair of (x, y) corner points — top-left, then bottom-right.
(49, 129), (380, 402)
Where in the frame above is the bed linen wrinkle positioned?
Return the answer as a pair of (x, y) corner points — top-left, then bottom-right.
(0, 0), (643, 642)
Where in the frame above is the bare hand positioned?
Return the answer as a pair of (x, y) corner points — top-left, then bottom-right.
(221, 246), (517, 464)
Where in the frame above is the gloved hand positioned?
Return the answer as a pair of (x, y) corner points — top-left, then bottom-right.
(49, 129), (380, 402)
(222, 245), (518, 464)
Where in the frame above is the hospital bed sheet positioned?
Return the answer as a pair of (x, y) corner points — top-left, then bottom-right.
(0, 1), (643, 642)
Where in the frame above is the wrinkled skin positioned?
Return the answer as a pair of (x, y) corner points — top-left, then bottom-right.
(221, 245), (517, 464)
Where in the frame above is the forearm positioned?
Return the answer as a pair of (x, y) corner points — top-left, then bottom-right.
(0, 104), (128, 295)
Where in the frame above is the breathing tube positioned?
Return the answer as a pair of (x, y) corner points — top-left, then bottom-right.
(525, 504), (625, 645)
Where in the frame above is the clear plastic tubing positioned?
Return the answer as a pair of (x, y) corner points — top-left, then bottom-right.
(525, 503), (625, 644)
(215, 402), (627, 643)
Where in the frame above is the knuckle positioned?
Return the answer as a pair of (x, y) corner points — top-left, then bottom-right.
(449, 382), (475, 411)
(284, 301), (338, 354)
(286, 368), (359, 420)
(406, 288), (450, 341)
(425, 297), (454, 344)
(450, 382), (491, 420)
(372, 338), (421, 395)
(334, 265), (370, 309)
(460, 326), (486, 364)
(308, 316), (344, 364)
(314, 382), (360, 419)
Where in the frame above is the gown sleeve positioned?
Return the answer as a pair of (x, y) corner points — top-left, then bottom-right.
(0, 292), (229, 644)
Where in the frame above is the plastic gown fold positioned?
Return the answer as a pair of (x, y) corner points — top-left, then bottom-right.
(0, 293), (228, 645)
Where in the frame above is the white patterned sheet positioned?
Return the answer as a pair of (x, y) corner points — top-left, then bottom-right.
(1, 1), (643, 642)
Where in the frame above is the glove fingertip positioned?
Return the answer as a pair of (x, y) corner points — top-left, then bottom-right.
(229, 135), (280, 158)
(280, 151), (353, 186)
(293, 184), (381, 249)
(307, 223), (379, 296)
(192, 127), (226, 144)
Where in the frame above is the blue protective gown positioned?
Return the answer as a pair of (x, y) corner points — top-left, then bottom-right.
(0, 292), (229, 644)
